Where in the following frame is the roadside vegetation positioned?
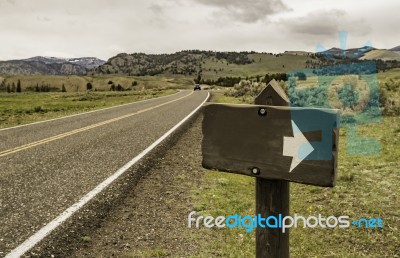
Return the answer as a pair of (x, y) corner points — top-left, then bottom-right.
(0, 89), (176, 128)
(224, 69), (400, 116)
(190, 69), (400, 257)
(0, 75), (192, 93)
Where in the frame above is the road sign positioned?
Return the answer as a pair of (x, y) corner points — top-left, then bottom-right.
(202, 99), (339, 187)
(202, 80), (340, 257)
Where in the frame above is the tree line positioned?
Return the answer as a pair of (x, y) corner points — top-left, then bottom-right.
(0, 79), (140, 93)
(195, 72), (288, 87)
(0, 79), (22, 93)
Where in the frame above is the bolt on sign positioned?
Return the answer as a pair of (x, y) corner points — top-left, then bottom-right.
(202, 81), (340, 187)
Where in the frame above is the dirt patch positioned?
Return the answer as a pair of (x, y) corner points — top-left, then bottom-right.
(71, 115), (205, 257)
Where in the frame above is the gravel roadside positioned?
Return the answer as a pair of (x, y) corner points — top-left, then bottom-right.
(70, 114), (206, 257)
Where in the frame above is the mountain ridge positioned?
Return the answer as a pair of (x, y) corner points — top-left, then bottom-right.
(94, 47), (394, 78)
(22, 56), (106, 69)
(0, 56), (105, 75)
(390, 46), (400, 51)
(0, 46), (399, 76)
(318, 46), (375, 59)
(0, 60), (87, 75)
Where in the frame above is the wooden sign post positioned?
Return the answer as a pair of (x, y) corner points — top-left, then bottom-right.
(202, 80), (339, 257)
(254, 80), (290, 258)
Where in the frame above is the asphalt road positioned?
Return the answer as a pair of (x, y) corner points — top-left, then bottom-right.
(0, 90), (209, 256)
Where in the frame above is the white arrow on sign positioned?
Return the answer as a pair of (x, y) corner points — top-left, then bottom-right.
(283, 120), (314, 173)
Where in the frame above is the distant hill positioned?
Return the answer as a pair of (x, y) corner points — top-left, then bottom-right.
(0, 56), (105, 75)
(1, 48), (399, 77)
(95, 51), (254, 75)
(359, 49), (400, 61)
(22, 56), (105, 70)
(284, 51), (313, 56)
(94, 48), (400, 81)
(318, 46), (374, 59)
(390, 46), (400, 52)
(93, 50), (312, 80)
(0, 60), (87, 75)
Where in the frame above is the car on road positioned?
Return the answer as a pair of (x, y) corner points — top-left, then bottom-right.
(194, 84), (201, 91)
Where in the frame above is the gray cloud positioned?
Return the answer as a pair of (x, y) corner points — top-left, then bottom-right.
(0, 0), (15, 6)
(282, 10), (371, 37)
(0, 0), (397, 60)
(147, 3), (171, 29)
(148, 3), (164, 15)
(193, 0), (289, 23)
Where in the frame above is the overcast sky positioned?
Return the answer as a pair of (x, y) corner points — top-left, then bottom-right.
(0, 0), (399, 60)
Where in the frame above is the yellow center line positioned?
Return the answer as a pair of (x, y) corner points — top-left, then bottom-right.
(0, 91), (194, 158)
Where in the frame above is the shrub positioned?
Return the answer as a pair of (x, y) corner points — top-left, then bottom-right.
(33, 106), (44, 113)
(225, 80), (266, 102)
(376, 78), (400, 116)
(86, 82), (93, 91)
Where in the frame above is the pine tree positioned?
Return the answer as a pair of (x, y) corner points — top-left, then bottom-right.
(16, 79), (21, 93)
(194, 74), (202, 84)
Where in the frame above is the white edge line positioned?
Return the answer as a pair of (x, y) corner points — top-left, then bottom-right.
(5, 92), (209, 258)
(0, 90), (182, 132)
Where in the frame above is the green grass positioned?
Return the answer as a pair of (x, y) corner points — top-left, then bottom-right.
(200, 53), (309, 80)
(378, 68), (400, 81)
(191, 92), (400, 257)
(0, 89), (177, 128)
(0, 74), (193, 93)
(191, 172), (256, 257)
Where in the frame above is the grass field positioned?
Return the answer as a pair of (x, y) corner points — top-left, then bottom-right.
(0, 63), (397, 95)
(0, 89), (176, 128)
(0, 74), (193, 93)
(378, 68), (400, 81)
(200, 53), (309, 80)
(361, 50), (400, 61)
(191, 93), (399, 257)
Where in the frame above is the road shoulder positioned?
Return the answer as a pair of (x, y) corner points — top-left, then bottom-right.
(70, 114), (205, 257)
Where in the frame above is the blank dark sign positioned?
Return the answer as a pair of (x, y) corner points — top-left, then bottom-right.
(202, 103), (339, 187)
